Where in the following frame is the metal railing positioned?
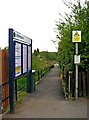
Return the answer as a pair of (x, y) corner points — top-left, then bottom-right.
(15, 65), (54, 101)
(2, 63), (54, 113)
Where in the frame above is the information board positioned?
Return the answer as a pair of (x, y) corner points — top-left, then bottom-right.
(28, 46), (31, 71)
(13, 30), (32, 78)
(15, 42), (21, 77)
(9, 28), (32, 113)
(23, 44), (27, 73)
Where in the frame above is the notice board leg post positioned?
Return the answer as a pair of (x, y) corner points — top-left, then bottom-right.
(29, 70), (33, 93)
(29, 40), (33, 93)
(15, 79), (17, 101)
(9, 29), (14, 113)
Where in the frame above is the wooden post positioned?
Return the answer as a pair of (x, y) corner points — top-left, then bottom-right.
(78, 72), (82, 97)
(68, 71), (72, 98)
(87, 71), (89, 98)
(38, 71), (40, 81)
(41, 70), (42, 78)
(70, 72), (74, 97)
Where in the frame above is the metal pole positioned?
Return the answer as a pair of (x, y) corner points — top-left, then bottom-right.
(75, 43), (78, 100)
(15, 79), (17, 101)
(76, 43), (78, 54)
(29, 40), (33, 93)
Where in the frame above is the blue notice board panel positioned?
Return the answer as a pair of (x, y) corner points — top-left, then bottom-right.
(12, 30), (32, 78)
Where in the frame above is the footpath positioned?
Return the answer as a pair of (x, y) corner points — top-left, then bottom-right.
(3, 65), (87, 118)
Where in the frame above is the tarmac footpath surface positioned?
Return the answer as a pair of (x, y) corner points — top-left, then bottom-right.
(3, 66), (87, 118)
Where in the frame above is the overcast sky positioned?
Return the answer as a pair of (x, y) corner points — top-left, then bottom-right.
(0, 0), (70, 52)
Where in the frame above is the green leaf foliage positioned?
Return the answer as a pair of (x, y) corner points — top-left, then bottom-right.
(32, 50), (57, 70)
(56, 0), (89, 72)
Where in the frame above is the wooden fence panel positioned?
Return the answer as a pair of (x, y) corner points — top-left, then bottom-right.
(82, 72), (87, 96)
(0, 50), (2, 114)
(0, 50), (2, 85)
(70, 73), (75, 97)
(78, 72), (82, 96)
(1, 50), (9, 110)
(2, 50), (8, 84)
(66, 70), (88, 98)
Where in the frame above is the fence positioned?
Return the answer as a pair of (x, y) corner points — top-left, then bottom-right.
(15, 65), (54, 101)
(0, 50), (9, 112)
(62, 70), (89, 99)
(0, 50), (2, 114)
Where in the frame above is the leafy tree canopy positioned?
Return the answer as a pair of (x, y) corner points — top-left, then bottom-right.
(56, 0), (89, 72)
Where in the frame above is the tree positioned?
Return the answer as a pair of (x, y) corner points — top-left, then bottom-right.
(34, 48), (39, 56)
(56, 0), (89, 72)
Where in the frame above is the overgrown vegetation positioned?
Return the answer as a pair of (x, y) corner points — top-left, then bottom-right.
(55, 0), (89, 99)
(33, 48), (57, 70)
(56, 0), (89, 72)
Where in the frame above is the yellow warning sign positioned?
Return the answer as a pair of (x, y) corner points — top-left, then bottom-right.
(72, 31), (81, 42)
(16, 66), (21, 74)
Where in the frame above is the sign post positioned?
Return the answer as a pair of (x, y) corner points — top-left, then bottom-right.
(72, 31), (81, 100)
(9, 28), (32, 113)
(75, 43), (78, 100)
